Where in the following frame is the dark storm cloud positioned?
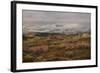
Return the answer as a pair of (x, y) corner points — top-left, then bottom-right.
(22, 10), (91, 34)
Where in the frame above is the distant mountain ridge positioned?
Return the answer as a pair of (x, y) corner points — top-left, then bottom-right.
(23, 31), (90, 37)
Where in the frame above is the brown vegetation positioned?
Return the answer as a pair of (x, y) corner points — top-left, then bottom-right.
(22, 32), (91, 62)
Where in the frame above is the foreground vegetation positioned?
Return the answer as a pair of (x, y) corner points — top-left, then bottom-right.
(22, 32), (91, 62)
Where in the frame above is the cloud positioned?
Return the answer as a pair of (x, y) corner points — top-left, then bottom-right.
(22, 10), (91, 34)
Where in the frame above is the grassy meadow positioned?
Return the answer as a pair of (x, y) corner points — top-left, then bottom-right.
(22, 32), (91, 62)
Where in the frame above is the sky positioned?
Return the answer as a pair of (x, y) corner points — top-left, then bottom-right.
(22, 10), (91, 34)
